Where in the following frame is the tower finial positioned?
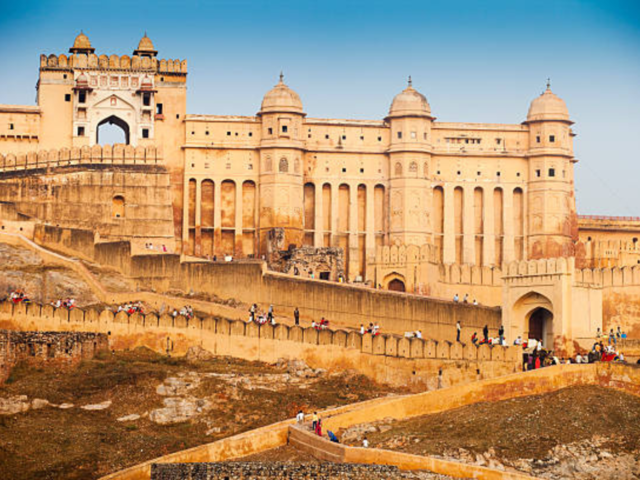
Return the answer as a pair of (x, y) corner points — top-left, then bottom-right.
(408, 75), (412, 87)
(546, 77), (551, 90)
(279, 71), (284, 83)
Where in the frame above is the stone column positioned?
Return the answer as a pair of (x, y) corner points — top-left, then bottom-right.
(182, 178), (190, 253)
(331, 183), (339, 246)
(443, 184), (456, 264)
(213, 179), (222, 256)
(365, 184), (376, 282)
(503, 187), (514, 263)
(463, 186), (475, 264)
(235, 181), (244, 255)
(483, 187), (495, 266)
(314, 183), (323, 247)
(195, 179), (202, 256)
(348, 183), (359, 280)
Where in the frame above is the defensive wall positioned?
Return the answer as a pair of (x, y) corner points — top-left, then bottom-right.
(0, 301), (520, 390)
(0, 329), (108, 384)
(99, 363), (640, 480)
(39, 52), (187, 74)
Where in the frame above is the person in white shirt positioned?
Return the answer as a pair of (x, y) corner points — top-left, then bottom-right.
(514, 336), (522, 346)
(415, 330), (422, 339)
(575, 354), (582, 364)
(296, 410), (305, 424)
(372, 323), (380, 335)
(362, 437), (369, 448)
(359, 324), (365, 335)
(453, 294), (459, 303)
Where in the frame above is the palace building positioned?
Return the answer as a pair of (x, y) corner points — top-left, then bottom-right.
(1, 32), (639, 351)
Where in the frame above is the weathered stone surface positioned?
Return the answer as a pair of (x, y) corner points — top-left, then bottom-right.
(149, 396), (211, 425)
(81, 400), (112, 411)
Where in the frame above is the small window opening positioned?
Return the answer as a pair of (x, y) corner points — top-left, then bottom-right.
(63, 74), (67, 79)
(282, 125), (288, 133)
(77, 126), (85, 136)
(536, 169), (541, 177)
(249, 132), (253, 137)
(227, 131), (231, 136)
(360, 168), (364, 173)
(205, 131), (209, 135)
(176, 114), (179, 119)
(325, 134), (329, 139)
(112, 195), (125, 218)
(268, 127), (273, 135)
(477, 171), (481, 176)
(341, 135), (346, 140)
(142, 128), (149, 139)
(397, 131), (402, 139)
(9, 123), (14, 130)
(457, 170), (461, 175)
(378, 136), (382, 141)
(423, 132), (427, 140)
(78, 91), (86, 103)
(143, 92), (151, 106)
(360, 135), (364, 140)
(410, 131), (416, 139)
(65, 94), (71, 102)
(549, 135), (555, 143)
(517, 172), (521, 177)
(549, 168), (555, 177)
(342, 167), (346, 173)
(496, 138), (501, 145)
(156, 103), (163, 114)
(536, 135), (540, 143)
(497, 171), (501, 176)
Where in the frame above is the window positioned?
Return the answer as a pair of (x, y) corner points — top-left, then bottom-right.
(176, 114), (180, 119)
(423, 133), (427, 140)
(409, 162), (418, 173)
(341, 135), (346, 140)
(549, 135), (555, 143)
(78, 91), (86, 103)
(378, 136), (382, 141)
(9, 123), (14, 130)
(457, 170), (461, 175)
(496, 138), (501, 145)
(325, 134), (329, 139)
(477, 171), (481, 176)
(536, 135), (540, 143)
(517, 172), (521, 177)
(360, 168), (364, 173)
(342, 167), (347, 173)
(77, 126), (85, 136)
(549, 168), (555, 177)
(205, 131), (209, 136)
(410, 131), (416, 139)
(63, 74), (67, 79)
(268, 128), (273, 135)
(249, 132), (253, 137)
(143, 93), (151, 106)
(496, 171), (501, 177)
(397, 131), (402, 139)
(142, 128), (149, 139)
(536, 169), (541, 177)
(360, 135), (364, 140)
(227, 131), (231, 136)
(279, 157), (288, 173)
(112, 196), (125, 218)
(156, 103), (163, 115)
(282, 125), (288, 133)
(65, 94), (71, 102)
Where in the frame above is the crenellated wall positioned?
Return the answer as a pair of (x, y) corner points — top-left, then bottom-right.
(0, 301), (520, 390)
(39, 53), (187, 74)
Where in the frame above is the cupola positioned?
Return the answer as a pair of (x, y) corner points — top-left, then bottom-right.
(525, 81), (571, 124)
(133, 33), (158, 57)
(387, 77), (432, 120)
(69, 31), (95, 54)
(259, 73), (304, 115)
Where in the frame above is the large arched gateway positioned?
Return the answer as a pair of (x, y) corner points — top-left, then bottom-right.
(512, 291), (555, 348)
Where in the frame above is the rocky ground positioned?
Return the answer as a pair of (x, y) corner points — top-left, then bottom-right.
(0, 346), (405, 480)
(340, 384), (640, 480)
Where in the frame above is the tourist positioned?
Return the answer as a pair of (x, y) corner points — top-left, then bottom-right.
(267, 304), (274, 322)
(609, 329), (616, 345)
(514, 336), (522, 346)
(270, 315), (276, 326)
(616, 326), (622, 339)
(453, 293), (459, 303)
(473, 299), (478, 306)
(463, 293), (469, 303)
(315, 418), (322, 437)
(312, 412), (318, 431)
(575, 353), (583, 364)
(296, 410), (304, 424)
(482, 324), (489, 343)
(471, 332), (478, 345)
(367, 323), (374, 333)
(362, 437), (369, 448)
(372, 323), (380, 335)
(456, 321), (461, 342)
(498, 325), (505, 344)
(294, 307), (300, 326)
(415, 330), (422, 339)
(311, 320), (317, 329)
(360, 324), (365, 335)
(596, 327), (602, 339)
(328, 431), (339, 443)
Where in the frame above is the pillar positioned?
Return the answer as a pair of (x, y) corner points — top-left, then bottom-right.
(195, 180), (202, 256)
(463, 186), (475, 264)
(213, 179), (222, 256)
(483, 187), (495, 266)
(314, 183), (323, 247)
(235, 182), (243, 255)
(443, 184), (455, 264)
(503, 187), (514, 263)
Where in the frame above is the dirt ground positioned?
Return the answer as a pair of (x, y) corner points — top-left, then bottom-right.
(354, 384), (640, 479)
(0, 348), (405, 480)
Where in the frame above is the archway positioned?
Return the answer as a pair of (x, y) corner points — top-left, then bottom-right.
(527, 307), (553, 346)
(97, 115), (130, 145)
(388, 278), (406, 292)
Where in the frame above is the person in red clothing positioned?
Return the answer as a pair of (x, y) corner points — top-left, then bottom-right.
(315, 418), (322, 436)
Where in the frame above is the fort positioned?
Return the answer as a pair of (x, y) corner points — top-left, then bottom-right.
(0, 31), (639, 480)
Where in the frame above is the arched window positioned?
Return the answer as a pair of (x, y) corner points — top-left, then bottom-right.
(112, 195), (125, 218)
(279, 157), (289, 173)
(265, 155), (272, 172)
(394, 162), (402, 176)
(423, 162), (429, 177)
(409, 161), (418, 173)
(294, 157), (300, 174)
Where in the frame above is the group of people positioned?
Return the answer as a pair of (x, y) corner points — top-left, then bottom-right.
(8, 290), (31, 304)
(247, 303), (277, 326)
(171, 305), (194, 319)
(596, 327), (628, 345)
(143, 242), (168, 253)
(312, 317), (330, 330)
(470, 324), (506, 346)
(296, 410), (368, 447)
(453, 293), (479, 306)
(359, 323), (381, 335)
(51, 298), (77, 310)
(116, 302), (145, 315)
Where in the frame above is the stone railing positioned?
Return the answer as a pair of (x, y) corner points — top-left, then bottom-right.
(0, 144), (163, 174)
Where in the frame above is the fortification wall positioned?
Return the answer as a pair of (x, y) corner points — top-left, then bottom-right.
(0, 328), (108, 384)
(0, 145), (175, 251)
(0, 302), (519, 390)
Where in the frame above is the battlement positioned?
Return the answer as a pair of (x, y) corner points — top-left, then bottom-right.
(505, 257), (574, 278)
(376, 244), (440, 265)
(0, 144), (163, 174)
(40, 53), (187, 75)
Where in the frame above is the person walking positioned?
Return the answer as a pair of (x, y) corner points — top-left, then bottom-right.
(499, 325), (505, 345)
(483, 324), (489, 343)
(456, 321), (461, 342)
(312, 412), (318, 431)
(268, 304), (274, 322)
(294, 307), (300, 326)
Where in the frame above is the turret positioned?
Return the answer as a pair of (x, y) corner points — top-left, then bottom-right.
(524, 82), (577, 259)
(257, 73), (306, 255)
(386, 77), (434, 247)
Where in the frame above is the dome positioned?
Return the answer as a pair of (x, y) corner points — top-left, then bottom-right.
(525, 84), (571, 123)
(260, 73), (304, 115)
(133, 33), (158, 57)
(387, 78), (432, 119)
(140, 75), (153, 89)
(75, 73), (89, 87)
(69, 32), (95, 54)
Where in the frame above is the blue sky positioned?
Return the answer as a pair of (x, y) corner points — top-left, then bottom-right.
(1, 0), (639, 215)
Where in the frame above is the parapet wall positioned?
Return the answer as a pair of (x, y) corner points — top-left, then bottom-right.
(0, 144), (163, 174)
(0, 328), (108, 384)
(40, 53), (187, 74)
(0, 301), (520, 389)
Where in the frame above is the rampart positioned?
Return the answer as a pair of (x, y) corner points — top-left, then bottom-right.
(0, 328), (108, 384)
(40, 53), (187, 74)
(0, 301), (519, 389)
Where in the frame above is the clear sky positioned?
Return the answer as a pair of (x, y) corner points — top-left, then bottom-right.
(1, 0), (639, 215)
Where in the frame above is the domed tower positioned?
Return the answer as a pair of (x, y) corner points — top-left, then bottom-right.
(69, 32), (95, 54)
(133, 33), (158, 57)
(386, 77), (434, 247)
(257, 73), (306, 254)
(523, 82), (577, 259)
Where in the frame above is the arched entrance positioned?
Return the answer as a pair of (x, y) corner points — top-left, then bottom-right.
(97, 115), (130, 145)
(528, 307), (553, 345)
(388, 278), (406, 292)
